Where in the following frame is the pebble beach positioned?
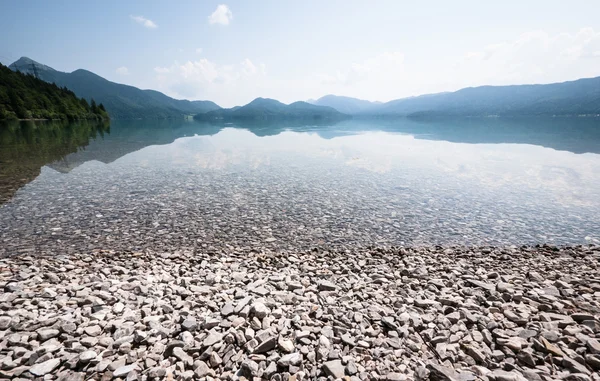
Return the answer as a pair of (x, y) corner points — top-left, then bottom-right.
(1, 245), (599, 380)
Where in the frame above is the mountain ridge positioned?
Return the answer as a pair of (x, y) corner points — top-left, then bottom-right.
(311, 77), (600, 117)
(194, 97), (348, 121)
(9, 57), (221, 119)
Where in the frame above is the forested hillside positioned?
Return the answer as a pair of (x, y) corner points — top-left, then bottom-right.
(0, 63), (109, 120)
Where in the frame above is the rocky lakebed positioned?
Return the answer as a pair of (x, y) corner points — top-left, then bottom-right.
(0, 245), (599, 381)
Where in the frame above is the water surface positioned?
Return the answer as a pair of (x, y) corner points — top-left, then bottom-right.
(1, 117), (599, 256)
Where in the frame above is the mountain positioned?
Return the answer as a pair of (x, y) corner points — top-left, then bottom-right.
(9, 57), (220, 119)
(309, 95), (381, 114)
(195, 97), (348, 121)
(0, 63), (108, 120)
(360, 78), (600, 117)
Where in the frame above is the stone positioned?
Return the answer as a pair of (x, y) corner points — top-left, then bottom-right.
(173, 347), (193, 367)
(278, 336), (295, 352)
(220, 303), (235, 316)
(0, 316), (11, 330)
(251, 302), (270, 319)
(194, 361), (210, 377)
(203, 331), (223, 347)
(41, 288), (58, 298)
(254, 336), (277, 353)
(84, 325), (102, 336)
(112, 364), (138, 378)
(278, 353), (302, 367)
(79, 350), (97, 363)
(181, 318), (198, 332)
(386, 373), (406, 381)
(587, 338), (600, 354)
(323, 360), (345, 378)
(29, 358), (61, 376)
(241, 359), (260, 377)
(427, 363), (460, 381)
(318, 280), (337, 291)
(37, 328), (60, 341)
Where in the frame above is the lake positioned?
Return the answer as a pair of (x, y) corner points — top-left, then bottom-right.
(1, 117), (599, 256)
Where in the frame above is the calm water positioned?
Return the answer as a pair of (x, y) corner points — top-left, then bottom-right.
(1, 117), (599, 256)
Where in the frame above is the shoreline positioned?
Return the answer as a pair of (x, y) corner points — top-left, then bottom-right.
(0, 245), (599, 380)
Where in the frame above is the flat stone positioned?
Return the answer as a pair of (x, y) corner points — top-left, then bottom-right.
(29, 358), (61, 376)
(323, 360), (345, 379)
(79, 350), (97, 363)
(587, 338), (600, 354)
(203, 331), (223, 347)
(427, 363), (459, 381)
(254, 336), (277, 353)
(37, 328), (60, 341)
(318, 280), (337, 291)
(112, 364), (138, 378)
(278, 352), (302, 367)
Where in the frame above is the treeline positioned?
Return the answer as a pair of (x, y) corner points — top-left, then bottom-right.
(0, 63), (109, 121)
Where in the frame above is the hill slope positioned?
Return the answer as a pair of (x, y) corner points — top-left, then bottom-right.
(0, 63), (108, 120)
(195, 98), (348, 121)
(361, 77), (600, 117)
(9, 57), (220, 119)
(310, 95), (381, 114)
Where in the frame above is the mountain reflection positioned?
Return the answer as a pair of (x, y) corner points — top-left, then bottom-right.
(0, 120), (109, 204)
(1, 117), (599, 205)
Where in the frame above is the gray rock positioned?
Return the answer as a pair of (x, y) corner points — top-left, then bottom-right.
(254, 336), (277, 353)
(427, 363), (459, 381)
(181, 318), (198, 332)
(278, 352), (302, 367)
(587, 338), (600, 354)
(318, 280), (337, 291)
(79, 350), (97, 363)
(251, 302), (270, 319)
(323, 360), (345, 378)
(112, 364), (138, 378)
(29, 358), (61, 376)
(173, 347), (193, 367)
(37, 328), (60, 341)
(194, 361), (210, 377)
(203, 330), (223, 347)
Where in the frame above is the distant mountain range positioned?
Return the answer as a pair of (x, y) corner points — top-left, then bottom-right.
(310, 77), (600, 117)
(9, 57), (220, 119)
(309, 95), (381, 114)
(194, 97), (347, 122)
(8, 57), (600, 120)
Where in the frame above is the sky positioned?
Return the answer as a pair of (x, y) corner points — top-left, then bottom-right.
(1, 0), (600, 107)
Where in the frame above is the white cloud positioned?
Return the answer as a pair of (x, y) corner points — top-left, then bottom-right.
(149, 27), (600, 107)
(208, 5), (233, 25)
(154, 67), (170, 74)
(116, 66), (129, 75)
(130, 15), (157, 29)
(154, 57), (266, 103)
(196, 48), (203, 55)
(312, 28), (600, 102)
(318, 52), (405, 87)
(452, 28), (600, 86)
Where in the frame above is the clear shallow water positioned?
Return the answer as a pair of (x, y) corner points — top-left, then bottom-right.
(1, 117), (599, 256)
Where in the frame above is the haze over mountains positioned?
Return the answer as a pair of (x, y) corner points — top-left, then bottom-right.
(7, 57), (600, 120)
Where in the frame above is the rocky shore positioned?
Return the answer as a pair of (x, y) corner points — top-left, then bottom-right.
(0, 245), (599, 381)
